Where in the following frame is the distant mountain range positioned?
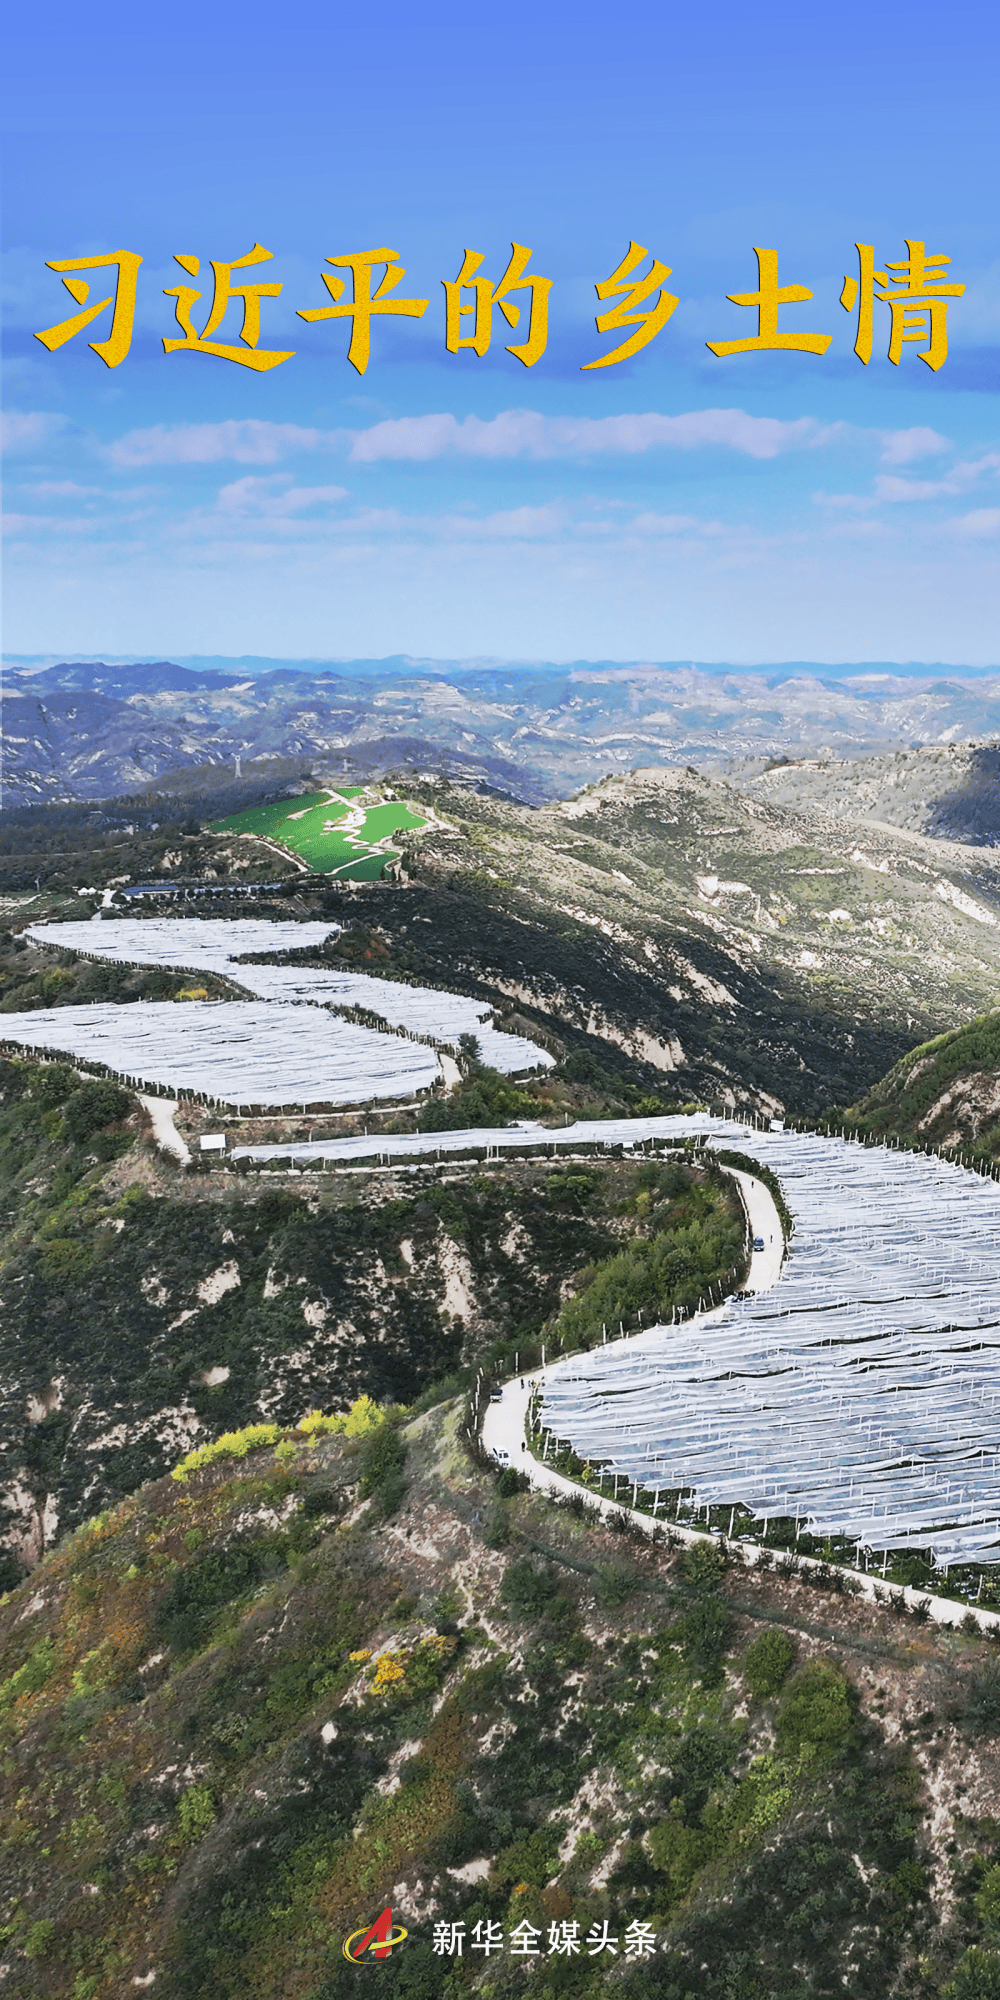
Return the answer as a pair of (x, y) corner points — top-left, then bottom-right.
(3, 656), (1000, 810)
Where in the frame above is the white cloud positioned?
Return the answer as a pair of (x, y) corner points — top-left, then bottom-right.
(874, 474), (956, 503)
(25, 480), (102, 498)
(442, 504), (567, 539)
(1, 410), (69, 455)
(813, 491), (877, 512)
(826, 518), (891, 540)
(628, 511), (723, 537)
(347, 407), (843, 464)
(879, 426), (951, 465)
(820, 447), (1000, 513)
(215, 475), (347, 516)
(954, 451), (1000, 480)
(947, 509), (1000, 538)
(105, 420), (335, 468)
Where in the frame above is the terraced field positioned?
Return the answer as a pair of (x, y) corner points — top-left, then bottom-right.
(210, 787), (428, 876)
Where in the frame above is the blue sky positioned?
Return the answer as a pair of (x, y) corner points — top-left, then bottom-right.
(3, 0), (999, 665)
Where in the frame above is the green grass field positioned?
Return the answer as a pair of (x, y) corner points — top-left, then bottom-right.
(210, 788), (428, 878)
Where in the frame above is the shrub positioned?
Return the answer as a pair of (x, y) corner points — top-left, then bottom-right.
(32, 1062), (77, 1109)
(63, 1079), (131, 1145)
(155, 1535), (284, 1653)
(596, 1562), (638, 1607)
(775, 1660), (852, 1762)
(357, 1421), (407, 1515)
(944, 1948), (1000, 1999)
(406, 1635), (457, 1693)
(960, 1664), (1000, 1737)
(171, 1422), (283, 1481)
(649, 1814), (713, 1899)
(23, 1919), (56, 1960)
(497, 1467), (530, 1498)
(743, 1628), (795, 1699)
(177, 1784), (216, 1843)
(976, 1865), (1000, 1934)
(484, 1507), (511, 1549)
(682, 1539), (726, 1594)
(297, 1395), (387, 1440)
(371, 1651), (406, 1694)
(0, 1636), (56, 1714)
(669, 1725), (733, 1815)
(501, 1558), (555, 1619)
(496, 1826), (561, 1886)
(680, 1597), (732, 1682)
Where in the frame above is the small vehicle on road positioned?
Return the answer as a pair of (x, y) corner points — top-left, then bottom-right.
(753, 1236), (765, 1252)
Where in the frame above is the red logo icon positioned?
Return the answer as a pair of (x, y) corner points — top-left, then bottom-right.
(342, 1907), (409, 1962)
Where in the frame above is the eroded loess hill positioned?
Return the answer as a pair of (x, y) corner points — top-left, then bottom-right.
(5, 1405), (1000, 1998)
(291, 763), (1000, 1117)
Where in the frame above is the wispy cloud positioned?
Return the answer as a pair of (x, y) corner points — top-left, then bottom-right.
(437, 503), (567, 540)
(25, 480), (102, 498)
(813, 491), (876, 512)
(628, 511), (725, 537)
(874, 474), (958, 503)
(214, 475), (347, 516)
(98, 405), (847, 472)
(879, 426), (951, 466)
(105, 420), (336, 468)
(347, 408), (844, 464)
(819, 444), (1000, 512)
(948, 509), (1000, 538)
(1, 410), (70, 455)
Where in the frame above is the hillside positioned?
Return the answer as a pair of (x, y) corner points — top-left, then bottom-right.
(0, 1070), (747, 1580)
(5, 1398), (1000, 1998)
(727, 744), (1000, 847)
(371, 763), (1000, 1113)
(846, 1013), (1000, 1163)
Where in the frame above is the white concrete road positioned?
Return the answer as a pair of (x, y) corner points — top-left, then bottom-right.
(137, 1094), (191, 1166)
(728, 1166), (784, 1292)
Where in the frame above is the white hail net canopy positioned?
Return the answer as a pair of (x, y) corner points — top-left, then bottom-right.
(535, 1119), (1000, 1574)
(0, 1001), (440, 1107)
(227, 1110), (1000, 1572)
(15, 919), (551, 1096)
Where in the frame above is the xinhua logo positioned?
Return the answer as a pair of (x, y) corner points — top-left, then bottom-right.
(343, 1907), (409, 1963)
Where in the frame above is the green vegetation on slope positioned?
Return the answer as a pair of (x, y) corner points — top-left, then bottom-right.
(5, 1400), (997, 1999)
(0, 1080), (740, 1576)
(547, 1160), (745, 1349)
(844, 1010), (1000, 1165)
